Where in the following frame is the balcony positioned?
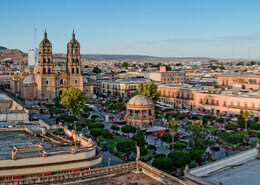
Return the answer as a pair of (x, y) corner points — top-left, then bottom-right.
(176, 96), (194, 100)
(226, 105), (260, 111)
(127, 115), (154, 120)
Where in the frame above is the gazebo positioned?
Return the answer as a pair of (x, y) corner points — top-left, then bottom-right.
(126, 95), (155, 129)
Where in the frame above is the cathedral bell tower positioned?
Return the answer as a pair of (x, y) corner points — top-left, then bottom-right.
(37, 30), (53, 74)
(67, 31), (81, 75)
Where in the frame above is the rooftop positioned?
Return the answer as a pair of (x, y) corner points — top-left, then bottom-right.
(81, 171), (164, 185)
(0, 120), (86, 160)
(204, 159), (260, 185)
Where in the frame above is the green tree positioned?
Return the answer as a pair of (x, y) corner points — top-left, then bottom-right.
(189, 149), (204, 163)
(152, 157), (173, 172)
(93, 66), (101, 73)
(121, 125), (136, 135)
(116, 140), (135, 154)
(122, 62), (129, 68)
(88, 123), (105, 129)
(61, 87), (87, 115)
(101, 130), (114, 139)
(242, 111), (250, 133)
(189, 120), (209, 151)
(250, 123), (260, 130)
(111, 124), (120, 132)
(168, 151), (191, 168)
(134, 82), (160, 102)
(90, 128), (103, 137)
(133, 128), (146, 147)
(167, 118), (180, 152)
(256, 132), (260, 139)
(225, 124), (239, 131)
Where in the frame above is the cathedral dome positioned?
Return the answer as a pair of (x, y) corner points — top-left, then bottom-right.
(23, 76), (34, 85)
(128, 95), (153, 106)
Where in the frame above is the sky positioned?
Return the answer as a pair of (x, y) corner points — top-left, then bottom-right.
(1, 0), (260, 58)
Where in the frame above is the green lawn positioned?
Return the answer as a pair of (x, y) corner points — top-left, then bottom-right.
(98, 135), (126, 153)
(140, 149), (154, 161)
(206, 126), (219, 132)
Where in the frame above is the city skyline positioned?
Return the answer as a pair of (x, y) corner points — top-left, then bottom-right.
(1, 0), (260, 58)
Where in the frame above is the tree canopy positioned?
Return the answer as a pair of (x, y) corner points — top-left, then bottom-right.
(93, 66), (101, 73)
(133, 128), (146, 147)
(61, 87), (87, 115)
(134, 82), (160, 102)
(188, 119), (209, 151)
(121, 125), (136, 134)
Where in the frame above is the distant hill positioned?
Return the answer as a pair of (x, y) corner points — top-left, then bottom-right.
(54, 54), (213, 61)
(0, 48), (27, 61)
(0, 46), (214, 62)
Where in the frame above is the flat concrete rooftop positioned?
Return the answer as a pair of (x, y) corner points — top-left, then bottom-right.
(80, 171), (164, 185)
(0, 130), (74, 159)
(204, 159), (260, 185)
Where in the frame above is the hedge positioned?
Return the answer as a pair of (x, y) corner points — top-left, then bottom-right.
(88, 123), (105, 129)
(250, 123), (260, 130)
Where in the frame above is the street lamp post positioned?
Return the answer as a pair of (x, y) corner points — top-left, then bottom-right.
(108, 158), (111, 167)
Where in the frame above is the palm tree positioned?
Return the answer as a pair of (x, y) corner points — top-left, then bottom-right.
(242, 111), (250, 133)
(167, 118), (180, 152)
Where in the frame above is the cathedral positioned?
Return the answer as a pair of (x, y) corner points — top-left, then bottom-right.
(10, 31), (89, 103)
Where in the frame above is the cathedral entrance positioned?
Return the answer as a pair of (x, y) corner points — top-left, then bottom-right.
(59, 90), (63, 98)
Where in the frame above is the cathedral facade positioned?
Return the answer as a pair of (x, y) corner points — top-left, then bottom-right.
(10, 31), (88, 103)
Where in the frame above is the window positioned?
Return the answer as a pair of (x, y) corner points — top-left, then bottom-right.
(60, 79), (63, 84)
(72, 68), (74, 73)
(48, 68), (51, 73)
(43, 58), (46, 63)
(46, 81), (48, 85)
(76, 68), (79, 73)
(48, 58), (50, 62)
(75, 80), (78, 84)
(43, 68), (46, 73)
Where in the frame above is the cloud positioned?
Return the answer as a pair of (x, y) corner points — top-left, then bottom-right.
(143, 33), (260, 46)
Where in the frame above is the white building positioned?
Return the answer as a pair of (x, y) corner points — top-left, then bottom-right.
(28, 48), (39, 66)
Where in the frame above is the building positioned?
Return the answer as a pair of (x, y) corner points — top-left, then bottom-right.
(0, 93), (29, 122)
(158, 85), (260, 120)
(101, 78), (151, 98)
(185, 144), (260, 185)
(28, 48), (39, 66)
(149, 66), (186, 84)
(217, 73), (260, 90)
(0, 123), (102, 182)
(126, 95), (155, 129)
(158, 84), (198, 110)
(10, 31), (87, 104)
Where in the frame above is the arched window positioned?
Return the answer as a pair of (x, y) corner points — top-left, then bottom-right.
(60, 79), (63, 84)
(48, 68), (51, 73)
(48, 58), (50, 62)
(76, 68), (79, 73)
(43, 58), (46, 63)
(72, 68), (74, 73)
(43, 68), (46, 73)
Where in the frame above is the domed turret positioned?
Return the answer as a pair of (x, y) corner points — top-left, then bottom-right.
(128, 95), (154, 106)
(126, 95), (155, 129)
(23, 76), (34, 85)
